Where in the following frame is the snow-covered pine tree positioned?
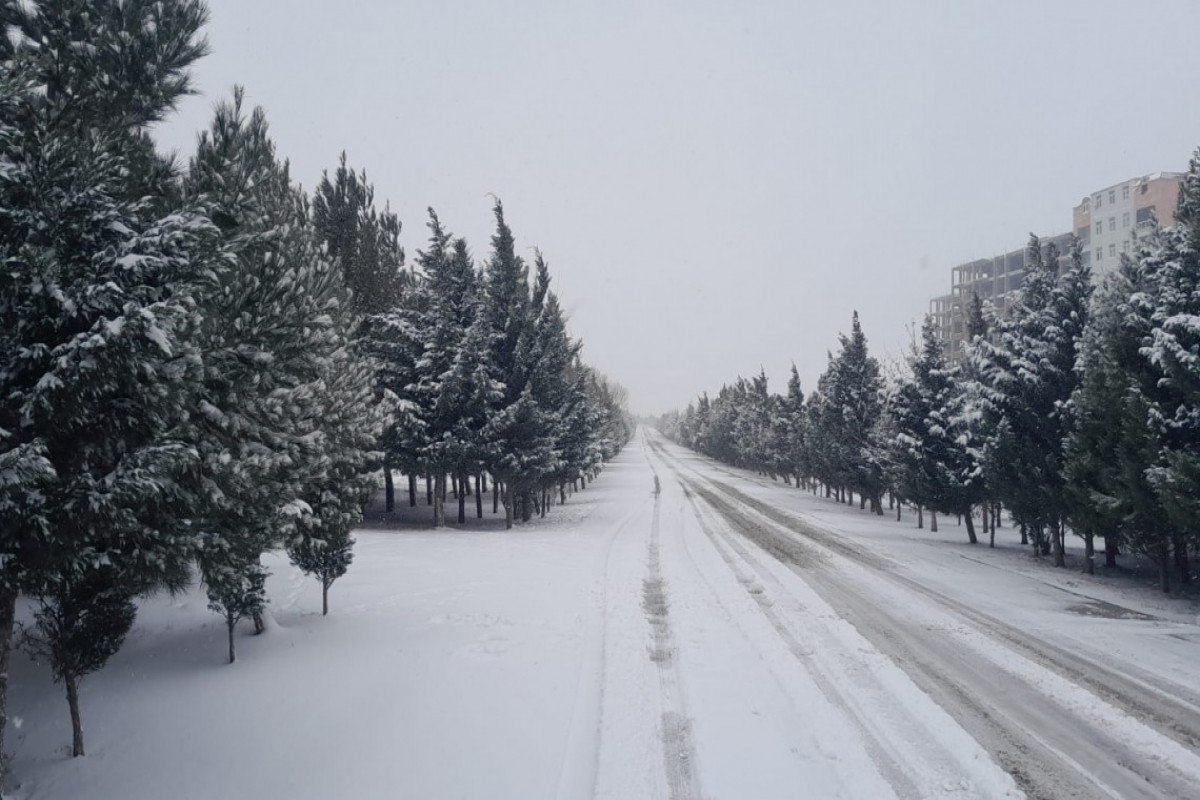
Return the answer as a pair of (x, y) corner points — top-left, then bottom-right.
(975, 235), (1091, 565)
(183, 91), (345, 659)
(782, 364), (808, 488)
(1064, 270), (1139, 571)
(19, 567), (137, 757)
(287, 299), (388, 613)
(311, 154), (407, 509)
(311, 152), (406, 316)
(0, 0), (213, 762)
(385, 210), (495, 525)
(478, 202), (557, 526)
(829, 312), (886, 512)
(1131, 154), (1200, 588)
(896, 318), (984, 542)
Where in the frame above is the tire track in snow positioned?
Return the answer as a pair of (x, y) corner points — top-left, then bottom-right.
(556, 500), (645, 800)
(653, 436), (1200, 800)
(642, 460), (701, 800)
(675, 482), (926, 799)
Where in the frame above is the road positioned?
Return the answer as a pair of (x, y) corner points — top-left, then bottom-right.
(594, 427), (1200, 800)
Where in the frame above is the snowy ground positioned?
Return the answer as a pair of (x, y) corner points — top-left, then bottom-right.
(8, 428), (1200, 799)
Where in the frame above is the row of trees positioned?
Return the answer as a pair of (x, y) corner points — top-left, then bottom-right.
(0, 0), (629, 768)
(661, 152), (1200, 595)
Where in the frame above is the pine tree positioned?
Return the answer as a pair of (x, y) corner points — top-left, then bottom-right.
(782, 364), (808, 487)
(312, 152), (406, 315)
(828, 312), (886, 512)
(0, 0), (212, 763)
(20, 567), (137, 757)
(183, 91), (347, 658)
(975, 235), (1091, 565)
(478, 202), (557, 526)
(1128, 153), (1200, 588)
(891, 319), (985, 543)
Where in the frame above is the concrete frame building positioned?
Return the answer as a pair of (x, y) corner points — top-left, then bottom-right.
(929, 171), (1184, 365)
(929, 233), (1072, 365)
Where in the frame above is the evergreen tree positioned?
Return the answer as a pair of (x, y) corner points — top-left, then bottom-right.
(183, 91), (347, 658)
(311, 152), (406, 315)
(975, 235), (1091, 565)
(782, 364), (808, 487)
(888, 318), (984, 543)
(828, 312), (886, 512)
(20, 567), (137, 757)
(1140, 153), (1200, 586)
(0, 0), (212, 764)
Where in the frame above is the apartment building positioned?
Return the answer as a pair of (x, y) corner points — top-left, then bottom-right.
(929, 171), (1184, 364)
(1074, 172), (1183, 276)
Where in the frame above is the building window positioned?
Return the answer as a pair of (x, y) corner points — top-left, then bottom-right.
(1109, 190), (1116, 204)
(1095, 248), (1102, 262)
(1123, 185), (1130, 200)
(1109, 244), (1116, 257)
(1123, 212), (1130, 228)
(1122, 241), (1129, 253)
(1096, 193), (1102, 208)
(1095, 221), (1103, 234)
(1108, 216), (1115, 231)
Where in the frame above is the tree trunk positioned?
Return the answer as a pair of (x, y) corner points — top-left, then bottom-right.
(65, 671), (84, 757)
(458, 474), (467, 524)
(1084, 533), (1095, 575)
(930, 511), (938, 532)
(1160, 541), (1172, 594)
(0, 588), (17, 780)
(917, 505), (924, 529)
(860, 494), (866, 510)
(1020, 523), (1028, 546)
(227, 613), (236, 664)
(989, 523), (995, 549)
(1175, 536), (1190, 585)
(322, 579), (330, 616)
(493, 481), (499, 514)
(504, 484), (514, 530)
(384, 464), (395, 512)
(560, 484), (567, 505)
(481, 472), (488, 493)
(1052, 519), (1065, 567)
(437, 474), (449, 527)
(993, 504), (1002, 528)
(426, 472), (433, 505)
(252, 612), (265, 635)
(476, 473), (484, 519)
(896, 500), (902, 522)
(964, 511), (977, 545)
(408, 473), (417, 507)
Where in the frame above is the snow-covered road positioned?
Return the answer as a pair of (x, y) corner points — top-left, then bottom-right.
(9, 428), (1200, 799)
(642, 429), (1200, 800)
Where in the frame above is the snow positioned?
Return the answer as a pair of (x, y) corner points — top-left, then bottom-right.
(8, 429), (1200, 799)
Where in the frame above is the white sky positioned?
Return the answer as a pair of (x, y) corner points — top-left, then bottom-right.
(154, 0), (1200, 414)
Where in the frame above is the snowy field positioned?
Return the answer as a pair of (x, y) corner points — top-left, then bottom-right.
(8, 428), (1200, 799)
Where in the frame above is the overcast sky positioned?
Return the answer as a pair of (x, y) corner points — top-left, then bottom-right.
(154, 0), (1200, 415)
